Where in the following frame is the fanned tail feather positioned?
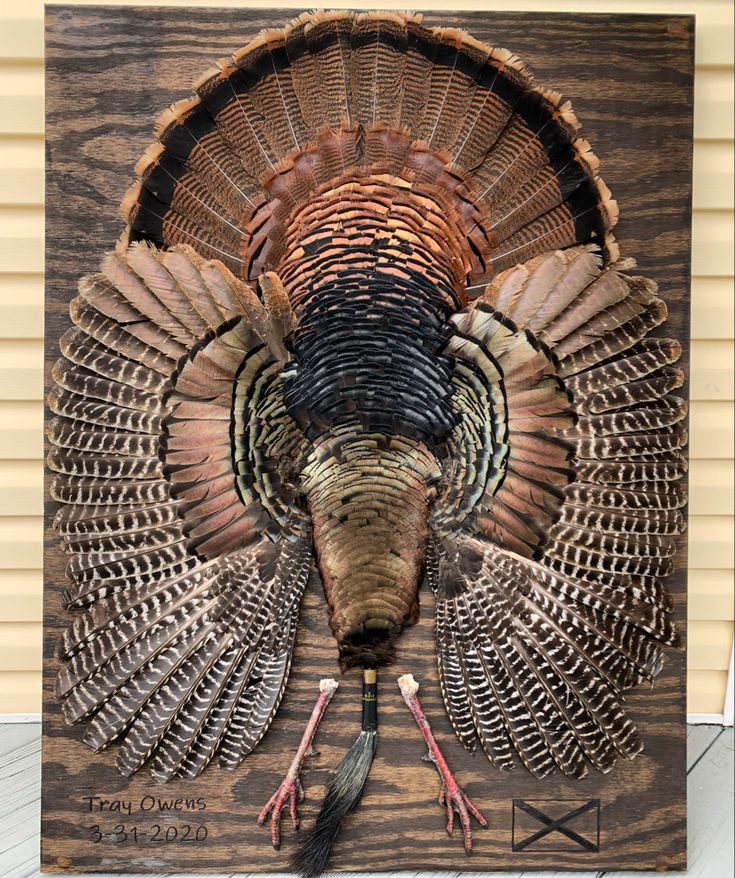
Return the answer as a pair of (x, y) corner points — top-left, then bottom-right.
(118, 11), (617, 282)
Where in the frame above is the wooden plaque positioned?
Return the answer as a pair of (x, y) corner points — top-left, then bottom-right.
(42, 6), (693, 873)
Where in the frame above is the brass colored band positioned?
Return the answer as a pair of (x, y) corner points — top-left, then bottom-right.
(361, 672), (378, 732)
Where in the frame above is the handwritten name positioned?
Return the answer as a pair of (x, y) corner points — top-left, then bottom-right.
(83, 795), (207, 814)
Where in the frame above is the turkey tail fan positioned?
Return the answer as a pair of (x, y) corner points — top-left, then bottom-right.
(432, 248), (686, 775)
(48, 244), (314, 779)
(119, 11), (617, 287)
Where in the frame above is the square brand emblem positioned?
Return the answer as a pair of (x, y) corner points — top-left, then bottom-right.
(512, 799), (600, 853)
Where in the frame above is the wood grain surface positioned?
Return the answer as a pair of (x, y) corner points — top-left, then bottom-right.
(42, 6), (694, 873)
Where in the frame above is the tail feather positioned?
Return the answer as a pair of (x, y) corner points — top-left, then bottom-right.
(349, 13), (408, 129)
(119, 11), (617, 281)
(303, 12), (355, 128)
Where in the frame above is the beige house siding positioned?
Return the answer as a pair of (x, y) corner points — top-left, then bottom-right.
(0, 0), (732, 716)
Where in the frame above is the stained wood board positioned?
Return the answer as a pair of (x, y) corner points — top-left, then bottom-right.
(42, 6), (694, 874)
(8, 725), (731, 877)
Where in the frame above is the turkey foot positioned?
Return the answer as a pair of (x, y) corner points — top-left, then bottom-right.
(258, 678), (338, 848)
(398, 673), (488, 852)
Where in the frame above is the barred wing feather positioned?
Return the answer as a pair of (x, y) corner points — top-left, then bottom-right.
(49, 243), (312, 780)
(431, 247), (685, 777)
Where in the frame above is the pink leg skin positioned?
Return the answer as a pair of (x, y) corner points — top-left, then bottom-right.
(257, 678), (338, 848)
(398, 674), (488, 852)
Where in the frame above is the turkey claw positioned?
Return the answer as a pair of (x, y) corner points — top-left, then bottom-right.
(257, 776), (304, 848)
(398, 674), (488, 853)
(257, 678), (338, 849)
(437, 775), (488, 852)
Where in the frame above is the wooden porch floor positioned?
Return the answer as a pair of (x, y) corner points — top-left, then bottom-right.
(1, 724), (732, 878)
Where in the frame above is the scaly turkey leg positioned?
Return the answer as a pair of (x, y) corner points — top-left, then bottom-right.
(398, 673), (488, 852)
(258, 678), (339, 848)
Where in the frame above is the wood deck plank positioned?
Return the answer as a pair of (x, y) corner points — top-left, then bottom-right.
(686, 724), (722, 770)
(604, 728), (733, 878)
(684, 730), (734, 878)
(0, 723), (41, 878)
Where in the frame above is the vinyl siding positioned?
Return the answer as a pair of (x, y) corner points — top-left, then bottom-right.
(0, 0), (732, 717)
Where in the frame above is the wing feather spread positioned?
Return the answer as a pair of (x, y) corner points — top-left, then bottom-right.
(432, 248), (686, 776)
(49, 244), (311, 781)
